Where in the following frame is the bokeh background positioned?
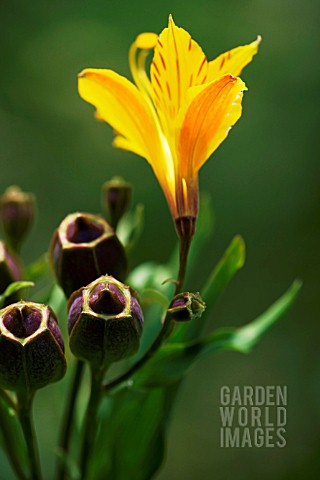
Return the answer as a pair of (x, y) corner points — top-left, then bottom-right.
(0, 0), (319, 479)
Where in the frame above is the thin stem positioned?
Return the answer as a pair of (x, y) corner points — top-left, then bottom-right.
(17, 392), (42, 480)
(174, 233), (192, 296)
(102, 233), (192, 394)
(56, 360), (84, 480)
(80, 366), (105, 480)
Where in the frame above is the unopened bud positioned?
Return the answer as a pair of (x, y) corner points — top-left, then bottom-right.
(49, 212), (128, 297)
(68, 275), (143, 367)
(168, 292), (205, 322)
(102, 177), (132, 228)
(0, 186), (35, 251)
(0, 241), (23, 306)
(0, 301), (66, 393)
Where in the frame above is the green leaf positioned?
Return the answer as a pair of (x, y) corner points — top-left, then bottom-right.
(48, 284), (66, 317)
(128, 262), (174, 299)
(202, 234), (245, 307)
(0, 281), (35, 308)
(90, 389), (166, 480)
(3, 281), (34, 298)
(25, 253), (49, 281)
(132, 342), (202, 389)
(0, 396), (28, 479)
(54, 448), (80, 480)
(139, 288), (170, 312)
(215, 279), (303, 354)
(117, 203), (144, 253)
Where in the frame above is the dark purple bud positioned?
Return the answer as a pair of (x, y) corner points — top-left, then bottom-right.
(49, 212), (128, 298)
(0, 301), (66, 393)
(0, 241), (23, 306)
(168, 292), (205, 322)
(0, 186), (35, 251)
(67, 275), (143, 367)
(102, 177), (132, 229)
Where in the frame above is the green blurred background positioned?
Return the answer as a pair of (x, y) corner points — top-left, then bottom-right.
(0, 0), (319, 478)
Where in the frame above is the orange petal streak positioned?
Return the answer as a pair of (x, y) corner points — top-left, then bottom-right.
(150, 16), (208, 155)
(177, 74), (247, 175)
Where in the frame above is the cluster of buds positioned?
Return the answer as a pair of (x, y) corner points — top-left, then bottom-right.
(68, 275), (143, 368)
(0, 301), (66, 393)
(49, 212), (128, 298)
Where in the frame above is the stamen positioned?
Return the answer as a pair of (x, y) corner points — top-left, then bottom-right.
(129, 36), (156, 101)
(135, 32), (158, 50)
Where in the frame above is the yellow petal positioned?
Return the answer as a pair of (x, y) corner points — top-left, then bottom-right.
(177, 74), (247, 174)
(207, 36), (261, 81)
(78, 68), (156, 161)
(150, 16), (208, 154)
(78, 68), (176, 214)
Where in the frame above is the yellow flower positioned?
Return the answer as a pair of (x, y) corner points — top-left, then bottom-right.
(78, 16), (260, 237)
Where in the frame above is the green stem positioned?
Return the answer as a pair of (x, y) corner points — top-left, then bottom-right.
(102, 233), (192, 394)
(17, 392), (42, 480)
(174, 232), (192, 296)
(80, 366), (105, 480)
(56, 360), (84, 480)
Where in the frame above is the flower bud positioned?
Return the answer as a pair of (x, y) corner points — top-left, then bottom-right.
(102, 177), (132, 228)
(0, 186), (35, 251)
(49, 212), (128, 298)
(68, 275), (143, 367)
(168, 292), (206, 322)
(0, 241), (23, 306)
(0, 301), (66, 393)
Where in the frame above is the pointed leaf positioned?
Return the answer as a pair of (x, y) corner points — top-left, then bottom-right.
(202, 235), (245, 307)
(2, 281), (34, 298)
(0, 281), (35, 308)
(219, 279), (302, 354)
(0, 397), (28, 479)
(117, 203), (144, 253)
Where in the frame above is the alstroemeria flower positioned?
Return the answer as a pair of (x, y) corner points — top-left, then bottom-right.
(78, 16), (260, 237)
